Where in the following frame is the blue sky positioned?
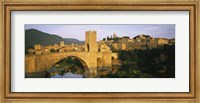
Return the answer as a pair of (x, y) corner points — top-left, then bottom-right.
(25, 24), (175, 41)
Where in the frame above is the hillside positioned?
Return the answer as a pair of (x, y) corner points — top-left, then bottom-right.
(25, 29), (84, 49)
(64, 38), (84, 45)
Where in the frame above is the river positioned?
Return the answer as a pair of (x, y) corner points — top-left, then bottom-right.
(51, 72), (83, 78)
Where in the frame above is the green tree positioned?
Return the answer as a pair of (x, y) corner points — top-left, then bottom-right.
(50, 49), (56, 52)
(117, 45), (175, 78)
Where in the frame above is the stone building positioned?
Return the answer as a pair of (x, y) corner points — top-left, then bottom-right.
(60, 41), (64, 47)
(98, 44), (111, 52)
(27, 48), (35, 54)
(43, 48), (50, 54)
(35, 50), (43, 55)
(109, 34), (172, 51)
(97, 41), (111, 52)
(131, 34), (158, 49)
(112, 43), (126, 51)
(154, 38), (169, 45)
(26, 31), (174, 55)
(27, 41), (85, 54)
(169, 38), (175, 45)
(133, 34), (154, 45)
(104, 40), (114, 46)
(119, 37), (129, 46)
(34, 44), (42, 50)
(34, 44), (44, 54)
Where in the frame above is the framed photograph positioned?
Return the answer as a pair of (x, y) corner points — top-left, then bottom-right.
(1, 0), (199, 102)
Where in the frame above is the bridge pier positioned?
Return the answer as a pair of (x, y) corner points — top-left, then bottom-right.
(83, 70), (98, 78)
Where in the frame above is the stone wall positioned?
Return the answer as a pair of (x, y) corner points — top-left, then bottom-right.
(25, 55), (35, 73)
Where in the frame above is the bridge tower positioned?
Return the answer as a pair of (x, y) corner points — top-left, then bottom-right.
(85, 30), (98, 52)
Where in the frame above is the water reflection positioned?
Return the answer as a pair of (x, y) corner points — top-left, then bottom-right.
(48, 64), (122, 78)
(48, 67), (84, 78)
(51, 72), (83, 78)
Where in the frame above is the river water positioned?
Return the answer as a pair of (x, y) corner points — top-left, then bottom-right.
(51, 72), (83, 78)
(48, 65), (121, 78)
(48, 67), (84, 78)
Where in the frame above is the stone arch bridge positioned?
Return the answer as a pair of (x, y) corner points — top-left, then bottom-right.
(25, 52), (118, 77)
(25, 30), (120, 77)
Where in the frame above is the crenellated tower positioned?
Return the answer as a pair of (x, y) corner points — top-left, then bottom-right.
(85, 30), (98, 52)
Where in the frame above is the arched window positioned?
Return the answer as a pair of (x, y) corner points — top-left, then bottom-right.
(87, 43), (89, 52)
(98, 45), (101, 52)
(111, 57), (115, 64)
(112, 57), (114, 60)
(97, 58), (102, 70)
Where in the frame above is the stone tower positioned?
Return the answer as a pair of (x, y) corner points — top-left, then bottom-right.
(113, 32), (117, 38)
(85, 30), (98, 52)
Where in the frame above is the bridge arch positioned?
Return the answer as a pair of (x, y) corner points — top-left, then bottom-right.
(54, 55), (89, 72)
(97, 57), (102, 70)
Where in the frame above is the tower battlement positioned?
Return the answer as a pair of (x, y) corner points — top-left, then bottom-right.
(85, 30), (96, 34)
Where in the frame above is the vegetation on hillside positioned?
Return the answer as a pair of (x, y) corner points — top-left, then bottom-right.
(25, 29), (63, 49)
(104, 44), (175, 78)
(25, 29), (84, 49)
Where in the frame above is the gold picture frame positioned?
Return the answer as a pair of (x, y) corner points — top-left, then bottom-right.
(0, 0), (199, 102)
